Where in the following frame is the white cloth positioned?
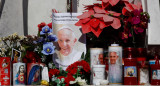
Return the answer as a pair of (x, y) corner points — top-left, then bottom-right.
(52, 49), (82, 70)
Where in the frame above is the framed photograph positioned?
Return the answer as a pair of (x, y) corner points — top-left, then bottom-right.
(12, 48), (21, 62)
(52, 13), (86, 70)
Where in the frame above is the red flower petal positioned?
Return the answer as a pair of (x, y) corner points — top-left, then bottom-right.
(91, 27), (103, 37)
(111, 18), (121, 29)
(81, 24), (92, 33)
(94, 14), (104, 18)
(122, 7), (127, 15)
(82, 18), (90, 24)
(89, 19), (100, 29)
(108, 11), (121, 16)
(102, 0), (109, 3)
(94, 6), (106, 14)
(136, 2), (142, 10)
(102, 2), (110, 9)
(47, 22), (52, 29)
(103, 15), (114, 22)
(77, 10), (94, 19)
(137, 27), (144, 33)
(99, 21), (107, 29)
(122, 0), (129, 1)
(124, 3), (134, 12)
(75, 20), (83, 26)
(131, 4), (138, 10)
(109, 0), (120, 6)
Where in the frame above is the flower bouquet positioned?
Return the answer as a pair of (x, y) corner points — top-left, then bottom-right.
(49, 60), (91, 86)
(21, 22), (58, 64)
(0, 33), (26, 57)
(75, 0), (150, 48)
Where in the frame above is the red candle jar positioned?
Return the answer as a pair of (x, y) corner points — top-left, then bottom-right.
(137, 48), (146, 59)
(137, 58), (149, 85)
(123, 48), (137, 85)
(150, 55), (160, 85)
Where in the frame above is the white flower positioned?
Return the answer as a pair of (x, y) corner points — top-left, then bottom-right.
(1, 48), (6, 52)
(0, 44), (3, 47)
(20, 46), (25, 51)
(77, 78), (86, 86)
(52, 75), (56, 81)
(48, 63), (53, 69)
(19, 35), (26, 40)
(70, 80), (77, 84)
(69, 77), (87, 86)
(12, 32), (18, 38)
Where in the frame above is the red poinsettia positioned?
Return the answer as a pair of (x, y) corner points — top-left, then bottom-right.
(75, 4), (122, 37)
(102, 0), (120, 6)
(122, 1), (142, 16)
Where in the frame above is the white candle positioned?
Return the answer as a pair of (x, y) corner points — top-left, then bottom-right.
(90, 48), (103, 68)
(92, 65), (106, 85)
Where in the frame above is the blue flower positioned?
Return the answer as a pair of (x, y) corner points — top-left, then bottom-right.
(41, 42), (55, 55)
(47, 34), (58, 42)
(40, 26), (52, 35)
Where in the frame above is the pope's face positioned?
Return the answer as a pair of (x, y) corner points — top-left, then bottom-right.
(109, 52), (118, 64)
(57, 29), (76, 56)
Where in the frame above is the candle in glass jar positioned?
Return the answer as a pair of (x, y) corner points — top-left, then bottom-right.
(92, 65), (106, 85)
(123, 47), (137, 85)
(108, 44), (123, 85)
(90, 48), (103, 68)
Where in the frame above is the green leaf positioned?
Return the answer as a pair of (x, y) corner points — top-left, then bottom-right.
(80, 52), (85, 60)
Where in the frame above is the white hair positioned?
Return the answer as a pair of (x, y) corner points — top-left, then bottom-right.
(57, 26), (76, 38)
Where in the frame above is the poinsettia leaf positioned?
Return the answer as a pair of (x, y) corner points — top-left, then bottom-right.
(103, 15), (114, 22)
(102, 0), (109, 3)
(91, 27), (103, 37)
(136, 2), (142, 10)
(94, 14), (104, 18)
(131, 4), (138, 10)
(77, 10), (94, 19)
(102, 1), (110, 9)
(99, 21), (107, 29)
(93, 6), (106, 14)
(109, 0), (120, 6)
(122, 0), (129, 1)
(111, 18), (121, 29)
(82, 24), (92, 33)
(122, 7), (127, 15)
(124, 3), (134, 12)
(131, 2), (142, 11)
(75, 20), (83, 26)
(89, 19), (100, 29)
(82, 18), (90, 24)
(108, 11), (121, 16)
